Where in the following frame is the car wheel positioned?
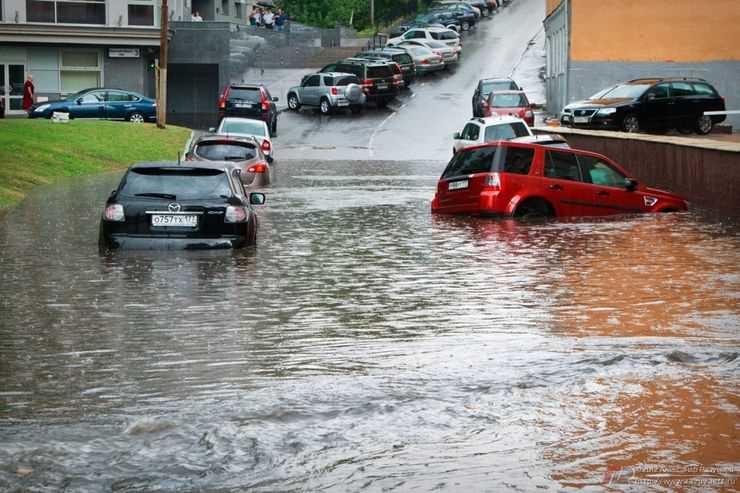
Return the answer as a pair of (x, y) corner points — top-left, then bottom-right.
(514, 198), (553, 219)
(319, 98), (332, 115)
(128, 112), (145, 123)
(622, 114), (640, 133)
(287, 93), (300, 111)
(350, 105), (362, 115)
(462, 21), (470, 31)
(695, 114), (713, 135)
(677, 126), (694, 135)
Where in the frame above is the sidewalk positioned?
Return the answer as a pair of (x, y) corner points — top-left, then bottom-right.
(239, 67), (318, 111)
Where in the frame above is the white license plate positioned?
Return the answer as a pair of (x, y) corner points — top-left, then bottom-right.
(448, 179), (469, 191)
(235, 103), (253, 108)
(574, 116), (590, 123)
(337, 100), (349, 106)
(151, 214), (198, 227)
(562, 114), (571, 122)
(376, 84), (388, 90)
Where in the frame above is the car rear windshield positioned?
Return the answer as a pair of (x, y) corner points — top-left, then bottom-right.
(195, 142), (257, 161)
(442, 146), (535, 179)
(393, 54), (413, 65)
(431, 31), (458, 40)
(219, 119), (267, 137)
(490, 93), (528, 107)
(120, 168), (232, 200)
(367, 65), (394, 78)
(481, 80), (518, 95)
(601, 83), (651, 99)
(335, 75), (360, 86)
(484, 122), (531, 141)
(228, 87), (262, 103)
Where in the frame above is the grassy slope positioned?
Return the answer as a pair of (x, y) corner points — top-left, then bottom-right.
(0, 119), (191, 208)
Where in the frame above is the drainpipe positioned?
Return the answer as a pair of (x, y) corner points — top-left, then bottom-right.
(564, 0), (570, 112)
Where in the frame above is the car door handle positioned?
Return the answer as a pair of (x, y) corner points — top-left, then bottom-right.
(597, 190), (609, 197)
(548, 184), (563, 190)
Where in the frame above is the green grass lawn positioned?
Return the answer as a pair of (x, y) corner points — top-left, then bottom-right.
(0, 119), (191, 209)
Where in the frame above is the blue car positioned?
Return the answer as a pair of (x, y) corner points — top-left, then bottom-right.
(29, 88), (157, 122)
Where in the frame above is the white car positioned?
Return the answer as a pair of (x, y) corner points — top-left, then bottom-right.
(214, 117), (273, 160)
(452, 115), (533, 153)
(387, 27), (461, 52)
(397, 39), (460, 66)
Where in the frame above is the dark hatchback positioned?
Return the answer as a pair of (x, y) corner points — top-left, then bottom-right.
(561, 77), (726, 134)
(355, 48), (417, 86)
(28, 88), (156, 122)
(99, 162), (266, 251)
(320, 58), (401, 107)
(217, 84), (279, 136)
(472, 77), (521, 117)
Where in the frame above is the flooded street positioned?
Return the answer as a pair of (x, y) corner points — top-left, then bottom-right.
(1, 161), (739, 491)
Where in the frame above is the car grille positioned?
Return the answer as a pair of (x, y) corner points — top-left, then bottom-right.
(573, 109), (596, 117)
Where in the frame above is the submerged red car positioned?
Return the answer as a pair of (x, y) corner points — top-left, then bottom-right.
(483, 90), (534, 126)
(431, 141), (688, 217)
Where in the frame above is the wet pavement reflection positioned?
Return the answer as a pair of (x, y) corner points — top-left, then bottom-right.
(0, 160), (738, 491)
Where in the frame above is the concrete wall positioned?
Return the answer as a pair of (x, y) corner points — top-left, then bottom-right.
(104, 57), (152, 97)
(167, 63), (219, 128)
(535, 128), (740, 213)
(568, 61), (740, 129)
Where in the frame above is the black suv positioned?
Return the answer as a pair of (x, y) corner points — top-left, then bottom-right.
(320, 58), (401, 107)
(355, 48), (417, 87)
(217, 83), (279, 137)
(560, 77), (726, 135)
(99, 162), (266, 250)
(472, 77), (521, 116)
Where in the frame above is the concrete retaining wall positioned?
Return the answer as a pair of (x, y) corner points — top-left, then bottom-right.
(533, 127), (740, 213)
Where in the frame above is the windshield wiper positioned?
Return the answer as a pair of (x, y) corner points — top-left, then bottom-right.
(135, 192), (177, 200)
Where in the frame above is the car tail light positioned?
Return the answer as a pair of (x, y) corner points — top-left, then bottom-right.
(225, 206), (249, 223)
(330, 87), (338, 95)
(247, 163), (267, 173)
(260, 89), (270, 111)
(104, 203), (125, 222)
(218, 85), (230, 109)
(261, 140), (271, 153)
(483, 173), (501, 191)
(421, 59), (430, 65)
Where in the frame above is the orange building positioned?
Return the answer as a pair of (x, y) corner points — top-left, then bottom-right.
(544, 0), (740, 127)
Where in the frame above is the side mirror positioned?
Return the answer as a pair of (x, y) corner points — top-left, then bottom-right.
(272, 97), (279, 102)
(625, 178), (638, 192)
(76, 98), (83, 105)
(249, 192), (266, 205)
(453, 132), (461, 139)
(208, 127), (216, 132)
(646, 93), (656, 101)
(266, 155), (274, 164)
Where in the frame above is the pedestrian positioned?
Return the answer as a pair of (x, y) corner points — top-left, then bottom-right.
(274, 9), (287, 32)
(249, 5), (258, 26)
(22, 74), (34, 113)
(262, 8), (274, 29)
(255, 7), (263, 27)
(191, 10), (203, 21)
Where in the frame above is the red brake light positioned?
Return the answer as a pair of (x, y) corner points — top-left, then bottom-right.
(483, 173), (501, 191)
(219, 85), (230, 109)
(261, 140), (271, 152)
(260, 89), (269, 111)
(331, 87), (338, 95)
(247, 163), (267, 173)
(362, 79), (373, 87)
(421, 59), (430, 65)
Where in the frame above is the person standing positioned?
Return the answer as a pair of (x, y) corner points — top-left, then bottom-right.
(249, 5), (258, 26)
(22, 74), (34, 113)
(191, 10), (203, 21)
(262, 8), (274, 29)
(274, 9), (286, 32)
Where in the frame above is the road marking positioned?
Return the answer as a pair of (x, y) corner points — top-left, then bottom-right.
(368, 112), (396, 158)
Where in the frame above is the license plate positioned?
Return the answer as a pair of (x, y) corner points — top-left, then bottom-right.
(377, 84), (388, 90)
(337, 100), (349, 106)
(235, 103), (253, 108)
(448, 179), (469, 191)
(151, 214), (198, 227)
(574, 116), (589, 123)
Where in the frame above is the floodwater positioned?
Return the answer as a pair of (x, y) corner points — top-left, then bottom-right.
(1, 160), (738, 491)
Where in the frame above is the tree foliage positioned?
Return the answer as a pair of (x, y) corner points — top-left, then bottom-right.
(276, 0), (432, 29)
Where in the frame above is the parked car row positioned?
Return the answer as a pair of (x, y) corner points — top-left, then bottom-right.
(559, 77), (727, 135)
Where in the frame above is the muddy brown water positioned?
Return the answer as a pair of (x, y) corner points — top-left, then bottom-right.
(1, 160), (738, 491)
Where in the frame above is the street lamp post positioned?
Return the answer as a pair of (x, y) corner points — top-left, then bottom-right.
(157, 0), (169, 129)
(370, 0), (374, 27)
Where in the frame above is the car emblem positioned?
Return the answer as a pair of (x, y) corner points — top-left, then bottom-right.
(168, 203), (181, 213)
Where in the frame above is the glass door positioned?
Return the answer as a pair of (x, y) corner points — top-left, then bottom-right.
(7, 64), (26, 114)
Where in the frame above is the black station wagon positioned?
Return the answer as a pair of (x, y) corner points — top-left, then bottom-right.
(99, 162), (265, 251)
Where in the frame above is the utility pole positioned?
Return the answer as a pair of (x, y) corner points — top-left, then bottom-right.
(157, 0), (169, 129)
(370, 0), (374, 28)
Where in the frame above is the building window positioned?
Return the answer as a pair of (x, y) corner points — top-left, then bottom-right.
(128, 4), (154, 26)
(235, 2), (243, 19)
(60, 50), (101, 94)
(27, 0), (106, 25)
(221, 0), (228, 16)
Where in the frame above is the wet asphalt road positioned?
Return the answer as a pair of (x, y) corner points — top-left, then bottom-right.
(276, 0), (544, 162)
(1, 0), (740, 491)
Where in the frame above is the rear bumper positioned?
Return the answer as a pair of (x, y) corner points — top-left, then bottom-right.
(100, 233), (250, 250)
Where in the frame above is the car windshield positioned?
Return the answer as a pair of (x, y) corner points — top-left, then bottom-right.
(65, 89), (90, 101)
(600, 83), (651, 99)
(228, 87), (262, 102)
(442, 145), (535, 178)
(588, 85), (616, 99)
(425, 40), (446, 49)
(484, 122), (531, 141)
(335, 75), (360, 86)
(481, 80), (517, 95)
(434, 31), (459, 40)
(195, 142), (257, 161)
(490, 93), (528, 107)
(219, 120), (266, 137)
(119, 168), (232, 200)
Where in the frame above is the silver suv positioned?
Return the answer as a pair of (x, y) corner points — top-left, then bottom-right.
(287, 72), (366, 115)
